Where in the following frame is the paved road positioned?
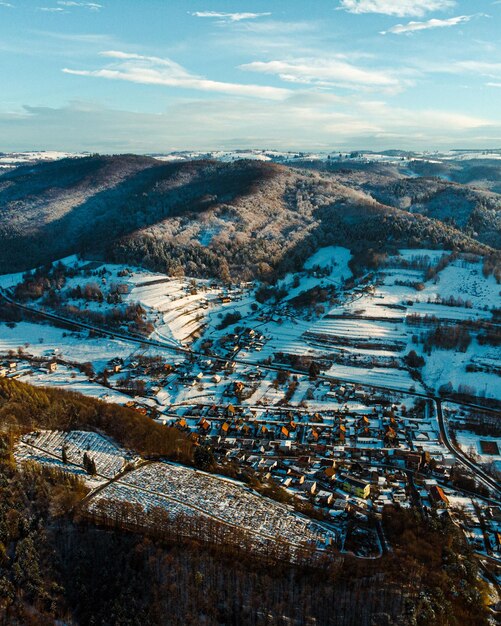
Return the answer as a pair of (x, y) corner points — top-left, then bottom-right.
(436, 399), (501, 496)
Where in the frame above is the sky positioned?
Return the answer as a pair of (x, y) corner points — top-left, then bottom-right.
(1, 0), (501, 152)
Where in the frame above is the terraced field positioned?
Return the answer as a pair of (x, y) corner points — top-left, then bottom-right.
(15, 430), (136, 479)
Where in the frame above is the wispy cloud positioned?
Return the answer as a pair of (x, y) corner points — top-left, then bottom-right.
(487, 82), (501, 87)
(39, 1), (102, 11)
(382, 14), (476, 35)
(58, 1), (103, 9)
(0, 2), (14, 7)
(451, 60), (501, 78)
(240, 58), (401, 90)
(36, 30), (113, 44)
(340, 0), (455, 18)
(63, 50), (291, 100)
(208, 20), (319, 56)
(191, 11), (271, 22)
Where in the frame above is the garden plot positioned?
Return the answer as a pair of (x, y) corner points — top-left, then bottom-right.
(91, 462), (336, 547)
(409, 302), (492, 322)
(239, 322), (313, 363)
(325, 363), (424, 393)
(391, 249), (454, 266)
(306, 318), (407, 349)
(15, 430), (137, 479)
(171, 376), (224, 406)
(328, 283), (410, 320)
(383, 269), (427, 284)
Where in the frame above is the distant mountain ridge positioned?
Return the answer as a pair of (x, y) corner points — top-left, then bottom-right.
(0, 154), (498, 280)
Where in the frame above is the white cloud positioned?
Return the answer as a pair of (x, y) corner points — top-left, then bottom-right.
(39, 7), (65, 11)
(340, 0), (455, 17)
(191, 11), (271, 22)
(240, 58), (400, 89)
(453, 61), (501, 78)
(382, 14), (475, 35)
(63, 50), (291, 100)
(0, 2), (14, 7)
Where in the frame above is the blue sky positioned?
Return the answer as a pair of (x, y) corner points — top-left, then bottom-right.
(1, 0), (501, 152)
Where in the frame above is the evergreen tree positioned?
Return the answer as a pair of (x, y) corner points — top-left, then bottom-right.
(193, 446), (215, 470)
(83, 452), (97, 475)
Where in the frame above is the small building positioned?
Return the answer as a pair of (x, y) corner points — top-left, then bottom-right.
(316, 490), (334, 506)
(303, 480), (317, 496)
(47, 361), (58, 373)
(324, 466), (336, 479)
(430, 485), (449, 508)
(332, 498), (348, 511)
(342, 475), (371, 499)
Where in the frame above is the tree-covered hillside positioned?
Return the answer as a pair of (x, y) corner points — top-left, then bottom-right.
(0, 155), (498, 281)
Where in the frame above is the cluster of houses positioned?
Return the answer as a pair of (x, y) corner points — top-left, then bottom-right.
(0, 357), (58, 380)
(162, 396), (463, 519)
(216, 327), (267, 356)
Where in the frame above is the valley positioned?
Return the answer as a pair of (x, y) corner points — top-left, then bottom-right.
(0, 150), (499, 625)
(1, 241), (499, 574)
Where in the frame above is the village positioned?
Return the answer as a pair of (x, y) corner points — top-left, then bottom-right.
(0, 246), (500, 567)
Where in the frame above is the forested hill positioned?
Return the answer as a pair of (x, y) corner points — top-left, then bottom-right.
(0, 154), (498, 280)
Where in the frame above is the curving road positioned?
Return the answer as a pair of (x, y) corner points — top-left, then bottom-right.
(435, 399), (501, 496)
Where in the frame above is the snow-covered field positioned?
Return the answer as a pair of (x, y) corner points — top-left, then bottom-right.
(325, 363), (424, 393)
(278, 246), (352, 302)
(126, 274), (224, 345)
(455, 430), (501, 471)
(17, 364), (133, 405)
(0, 321), (134, 369)
(0, 246), (499, 405)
